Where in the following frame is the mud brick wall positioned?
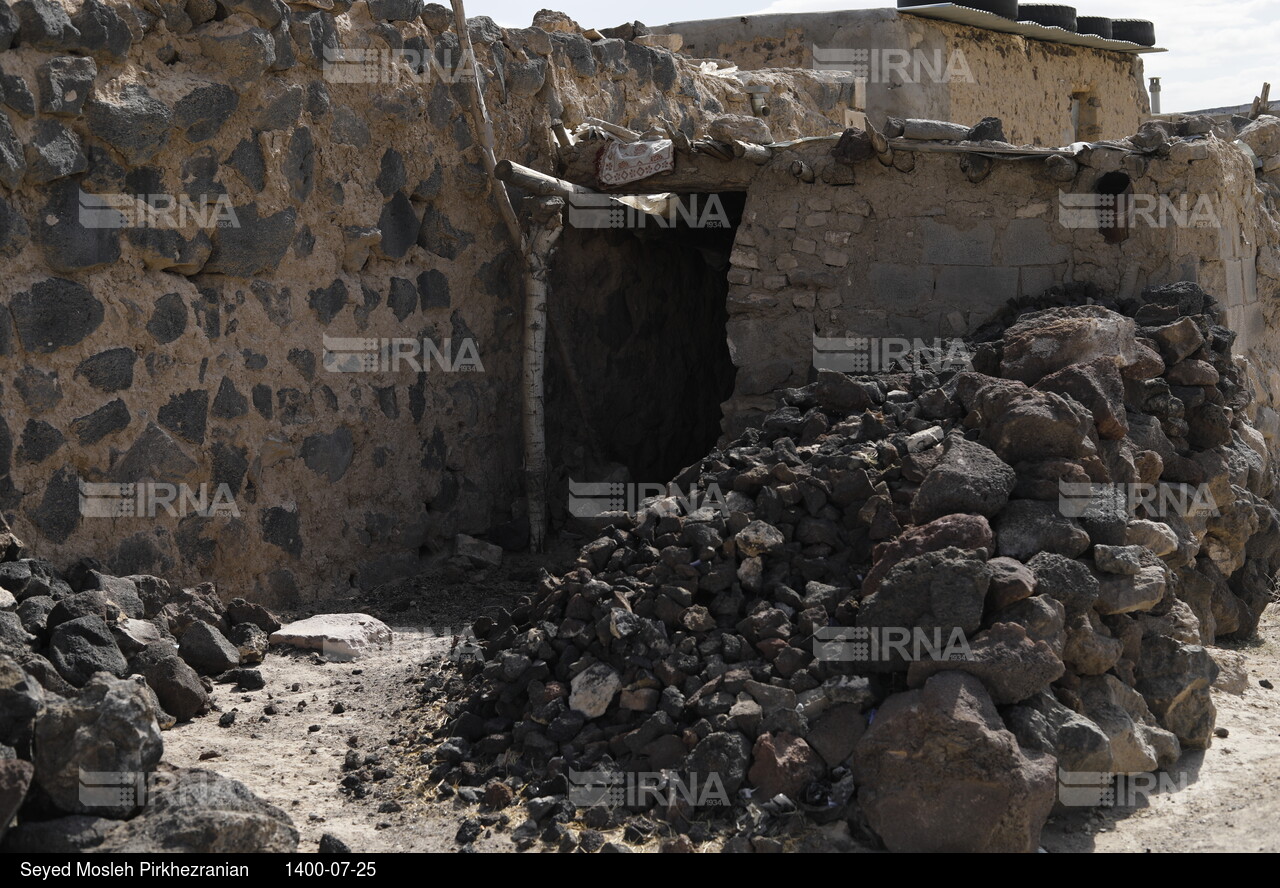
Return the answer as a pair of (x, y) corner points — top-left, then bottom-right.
(0, 0), (844, 604)
(657, 9), (1151, 147)
(721, 136), (1280, 442)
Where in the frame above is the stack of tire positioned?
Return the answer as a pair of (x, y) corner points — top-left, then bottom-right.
(897, 0), (1019, 20)
(1112, 19), (1157, 46)
(896, 2), (1157, 47)
(1076, 16), (1112, 38)
(1017, 5), (1076, 31)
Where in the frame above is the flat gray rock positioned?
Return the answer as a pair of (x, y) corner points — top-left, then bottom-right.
(270, 614), (392, 660)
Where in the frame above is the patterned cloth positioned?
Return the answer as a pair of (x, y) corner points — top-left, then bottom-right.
(597, 139), (675, 186)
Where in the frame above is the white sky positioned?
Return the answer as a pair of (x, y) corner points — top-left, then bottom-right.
(469, 0), (1279, 113)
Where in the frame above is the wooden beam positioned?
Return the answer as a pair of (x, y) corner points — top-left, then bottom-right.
(555, 143), (766, 193)
(581, 117), (641, 142)
(887, 139), (1076, 158)
(496, 159), (600, 198)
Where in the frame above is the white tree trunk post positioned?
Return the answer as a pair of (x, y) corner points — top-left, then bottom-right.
(451, 0), (560, 549)
(522, 199), (565, 551)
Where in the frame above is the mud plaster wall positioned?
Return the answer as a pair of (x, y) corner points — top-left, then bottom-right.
(721, 137), (1280, 446)
(658, 9), (1150, 146)
(0, 0), (847, 605)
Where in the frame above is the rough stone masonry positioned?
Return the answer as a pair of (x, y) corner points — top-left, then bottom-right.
(0, 0), (845, 604)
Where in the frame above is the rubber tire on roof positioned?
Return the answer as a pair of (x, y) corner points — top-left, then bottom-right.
(898, 0), (1020, 21)
(1017, 4), (1077, 32)
(1112, 19), (1156, 46)
(1076, 16), (1113, 38)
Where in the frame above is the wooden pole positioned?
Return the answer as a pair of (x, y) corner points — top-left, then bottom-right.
(522, 199), (564, 552)
(496, 159), (601, 198)
(451, 0), (553, 549)
(450, 0), (523, 251)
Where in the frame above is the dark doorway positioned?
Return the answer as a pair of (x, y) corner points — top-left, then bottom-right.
(546, 192), (743, 492)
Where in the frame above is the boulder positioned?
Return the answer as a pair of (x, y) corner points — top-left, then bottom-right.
(95, 767), (299, 852)
(1150, 317), (1204, 364)
(128, 643), (209, 722)
(569, 664), (621, 718)
(225, 598), (281, 633)
(455, 534), (502, 569)
(1134, 636), (1219, 749)
(985, 557), (1036, 610)
(33, 674), (164, 817)
(1033, 357), (1128, 440)
(270, 614), (392, 660)
(906, 622), (1064, 704)
(1077, 674), (1180, 774)
(110, 618), (170, 657)
(996, 500), (1090, 561)
(684, 731), (751, 795)
(976, 386), (1098, 465)
(1026, 552), (1099, 616)
(805, 703), (866, 768)
(1, 815), (114, 853)
(852, 672), (1056, 852)
(708, 114), (773, 145)
(0, 654), (47, 755)
(747, 733), (824, 801)
(1127, 519), (1179, 557)
(158, 583), (228, 637)
(48, 615), (128, 686)
(84, 84), (172, 165)
(1094, 565), (1166, 615)
(1062, 610), (1124, 675)
(1093, 544), (1144, 575)
(0, 611), (32, 648)
(1210, 648), (1248, 695)
(990, 594), (1066, 656)
(858, 548), (990, 669)
(178, 621), (240, 675)
(813, 370), (881, 413)
(229, 623), (268, 665)
(861, 513), (993, 598)
(0, 758), (33, 842)
(1000, 306), (1138, 384)
(1004, 690), (1114, 775)
(911, 437), (1016, 523)
(735, 520), (785, 557)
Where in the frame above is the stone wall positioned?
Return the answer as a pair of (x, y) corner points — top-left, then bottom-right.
(657, 9), (1151, 146)
(0, 0), (844, 604)
(720, 134), (1280, 444)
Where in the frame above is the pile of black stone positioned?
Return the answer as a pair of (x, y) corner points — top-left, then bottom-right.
(427, 281), (1278, 852)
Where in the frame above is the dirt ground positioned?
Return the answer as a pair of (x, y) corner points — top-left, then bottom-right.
(163, 555), (554, 853)
(161, 555), (1280, 854)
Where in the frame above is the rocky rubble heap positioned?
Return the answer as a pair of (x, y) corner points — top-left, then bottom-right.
(0, 540), (297, 851)
(435, 282), (1278, 852)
